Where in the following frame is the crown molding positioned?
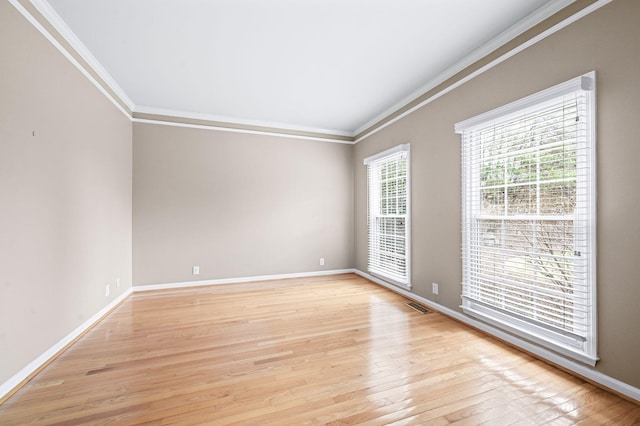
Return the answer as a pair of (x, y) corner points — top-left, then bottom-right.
(353, 0), (574, 137)
(13, 0), (611, 144)
(26, 0), (135, 111)
(133, 118), (355, 144)
(9, 0), (132, 119)
(133, 107), (355, 143)
(354, 0), (611, 143)
(134, 106), (354, 138)
(10, 0), (355, 143)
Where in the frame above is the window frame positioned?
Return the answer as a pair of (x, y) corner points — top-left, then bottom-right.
(455, 72), (597, 365)
(363, 144), (411, 289)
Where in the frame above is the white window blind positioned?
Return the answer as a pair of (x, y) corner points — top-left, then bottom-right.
(455, 72), (597, 365)
(364, 144), (410, 288)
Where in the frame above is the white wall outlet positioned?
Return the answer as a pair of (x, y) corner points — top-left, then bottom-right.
(432, 282), (439, 295)
(319, 258), (325, 266)
(116, 277), (120, 288)
(192, 266), (200, 275)
(105, 284), (110, 297)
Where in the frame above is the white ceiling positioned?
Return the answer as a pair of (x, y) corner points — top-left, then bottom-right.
(44, 0), (565, 136)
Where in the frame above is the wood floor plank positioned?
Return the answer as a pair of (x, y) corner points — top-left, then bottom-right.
(0, 274), (637, 425)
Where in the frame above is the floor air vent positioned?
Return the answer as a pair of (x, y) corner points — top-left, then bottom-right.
(406, 302), (431, 314)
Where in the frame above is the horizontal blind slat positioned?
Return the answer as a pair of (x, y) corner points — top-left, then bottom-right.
(367, 148), (410, 285)
(459, 83), (594, 355)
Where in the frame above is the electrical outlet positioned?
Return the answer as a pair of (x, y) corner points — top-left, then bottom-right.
(432, 282), (439, 295)
(116, 277), (120, 288)
(105, 285), (110, 297)
(192, 266), (200, 275)
(319, 258), (325, 266)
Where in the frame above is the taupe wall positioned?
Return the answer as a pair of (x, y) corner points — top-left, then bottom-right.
(133, 123), (353, 286)
(0, 2), (132, 384)
(355, 0), (640, 388)
(3, 0), (639, 396)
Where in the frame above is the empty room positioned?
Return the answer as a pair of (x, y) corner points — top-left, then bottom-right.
(1, 0), (639, 424)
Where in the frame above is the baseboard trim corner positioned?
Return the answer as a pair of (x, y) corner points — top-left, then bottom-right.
(0, 287), (132, 404)
(353, 269), (640, 403)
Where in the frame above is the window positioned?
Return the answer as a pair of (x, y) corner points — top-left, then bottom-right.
(364, 144), (410, 288)
(455, 72), (596, 365)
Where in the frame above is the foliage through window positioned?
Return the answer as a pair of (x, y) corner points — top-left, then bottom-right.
(456, 73), (597, 364)
(364, 144), (410, 287)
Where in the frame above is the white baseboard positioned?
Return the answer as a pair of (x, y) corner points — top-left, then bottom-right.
(6, 270), (637, 404)
(0, 287), (132, 401)
(354, 269), (640, 403)
(133, 269), (356, 292)
(2, 269), (352, 400)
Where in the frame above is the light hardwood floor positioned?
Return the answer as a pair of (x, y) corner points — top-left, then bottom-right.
(1, 274), (638, 425)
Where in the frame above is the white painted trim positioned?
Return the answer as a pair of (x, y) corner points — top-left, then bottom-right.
(353, 0), (574, 137)
(4, 269), (637, 403)
(455, 71), (594, 132)
(362, 143), (410, 165)
(12, 0), (612, 144)
(132, 118), (354, 145)
(353, 269), (640, 403)
(134, 106), (353, 139)
(8, 0), (132, 120)
(364, 144), (412, 289)
(133, 269), (356, 292)
(11, 0), (352, 142)
(0, 287), (132, 401)
(455, 71), (598, 365)
(354, 0), (612, 143)
(28, 0), (135, 112)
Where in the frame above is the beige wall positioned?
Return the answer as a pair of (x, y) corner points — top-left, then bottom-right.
(3, 0), (639, 397)
(0, 2), (132, 384)
(355, 0), (640, 388)
(133, 123), (353, 286)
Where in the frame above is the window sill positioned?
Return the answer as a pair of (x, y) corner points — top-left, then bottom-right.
(462, 304), (598, 366)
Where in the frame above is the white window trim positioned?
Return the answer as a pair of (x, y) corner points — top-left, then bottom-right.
(364, 144), (411, 289)
(454, 73), (594, 132)
(455, 71), (597, 365)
